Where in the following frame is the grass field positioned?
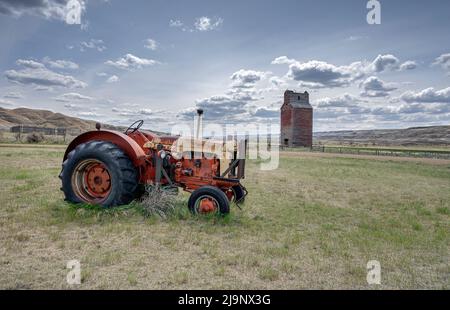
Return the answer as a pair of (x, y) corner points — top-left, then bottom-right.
(0, 144), (449, 289)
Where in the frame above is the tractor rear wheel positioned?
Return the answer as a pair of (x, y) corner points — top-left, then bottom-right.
(60, 141), (138, 207)
(188, 186), (230, 215)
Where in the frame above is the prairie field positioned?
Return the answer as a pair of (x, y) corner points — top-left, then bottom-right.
(0, 144), (449, 289)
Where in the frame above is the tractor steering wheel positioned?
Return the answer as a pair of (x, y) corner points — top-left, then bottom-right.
(125, 120), (144, 135)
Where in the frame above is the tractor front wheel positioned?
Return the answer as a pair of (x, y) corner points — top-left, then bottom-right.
(60, 141), (138, 207)
(188, 186), (230, 215)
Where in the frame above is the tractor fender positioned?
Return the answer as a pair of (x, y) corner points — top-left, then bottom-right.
(64, 130), (147, 167)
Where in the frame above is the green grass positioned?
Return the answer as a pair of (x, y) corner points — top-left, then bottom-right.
(0, 145), (449, 289)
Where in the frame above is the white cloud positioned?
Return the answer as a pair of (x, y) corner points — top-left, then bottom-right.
(140, 108), (152, 115)
(270, 76), (287, 88)
(297, 81), (328, 89)
(401, 87), (450, 103)
(105, 54), (159, 70)
(170, 52), (448, 129)
(271, 56), (296, 65)
(77, 111), (100, 118)
(170, 16), (223, 33)
(106, 75), (119, 83)
(54, 92), (93, 102)
(144, 38), (158, 50)
(230, 69), (269, 88)
(0, 0), (86, 23)
(312, 94), (375, 122)
(64, 103), (79, 108)
(193, 95), (248, 120)
(34, 85), (52, 91)
(43, 57), (79, 70)
(64, 103), (88, 111)
(360, 76), (397, 97)
(112, 107), (152, 116)
(312, 89), (448, 126)
(80, 39), (106, 52)
(0, 99), (14, 106)
(251, 107), (279, 118)
(194, 16), (223, 31)
(397, 102), (450, 115)
(346, 35), (367, 41)
(16, 59), (45, 69)
(369, 55), (415, 72)
(226, 88), (261, 101)
(370, 54), (400, 72)
(112, 107), (134, 116)
(178, 68), (271, 123)
(287, 60), (355, 88)
(399, 60), (417, 71)
(433, 53), (450, 73)
(4, 59), (87, 89)
(178, 92), (259, 123)
(278, 54), (416, 88)
(3, 91), (23, 99)
(397, 103), (427, 114)
(315, 93), (366, 108)
(169, 19), (183, 27)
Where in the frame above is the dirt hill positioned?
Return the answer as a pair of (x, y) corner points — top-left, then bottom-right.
(0, 107), (124, 133)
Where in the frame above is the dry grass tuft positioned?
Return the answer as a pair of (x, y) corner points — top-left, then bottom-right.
(139, 185), (179, 219)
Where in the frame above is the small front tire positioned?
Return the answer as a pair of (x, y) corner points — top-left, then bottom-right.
(188, 186), (230, 215)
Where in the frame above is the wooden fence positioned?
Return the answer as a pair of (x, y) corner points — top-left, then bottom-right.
(10, 125), (67, 136)
(9, 125), (84, 143)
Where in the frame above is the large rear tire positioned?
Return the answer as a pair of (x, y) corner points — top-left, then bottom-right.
(59, 141), (138, 207)
(188, 186), (230, 215)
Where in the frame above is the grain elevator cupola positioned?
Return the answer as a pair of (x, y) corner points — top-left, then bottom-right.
(280, 90), (313, 147)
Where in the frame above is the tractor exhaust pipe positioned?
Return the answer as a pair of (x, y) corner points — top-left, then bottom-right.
(196, 109), (203, 139)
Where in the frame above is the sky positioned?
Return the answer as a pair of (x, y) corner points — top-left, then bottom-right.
(0, 0), (449, 133)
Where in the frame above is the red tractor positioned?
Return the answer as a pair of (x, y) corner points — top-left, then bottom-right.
(59, 110), (247, 214)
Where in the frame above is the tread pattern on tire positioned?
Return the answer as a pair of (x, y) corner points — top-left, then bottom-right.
(59, 140), (138, 207)
(188, 185), (230, 214)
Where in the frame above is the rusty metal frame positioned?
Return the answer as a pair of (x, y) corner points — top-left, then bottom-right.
(63, 130), (147, 167)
